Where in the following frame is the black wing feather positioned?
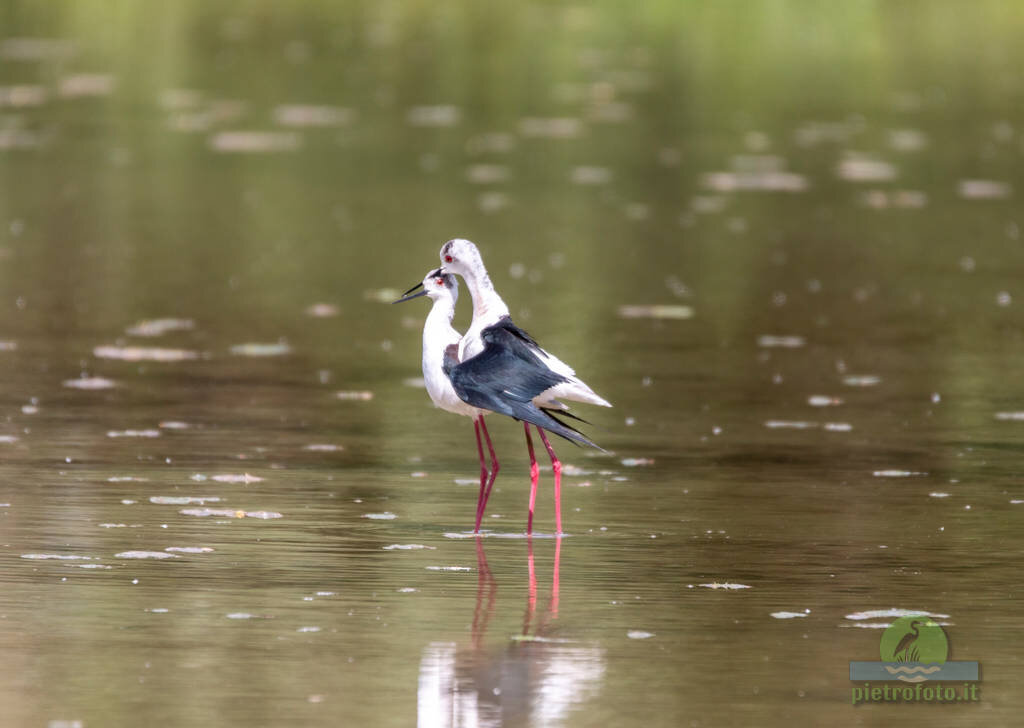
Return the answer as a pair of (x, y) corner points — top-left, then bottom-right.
(449, 319), (602, 449)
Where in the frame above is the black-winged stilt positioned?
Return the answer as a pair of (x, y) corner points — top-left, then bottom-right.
(393, 269), (498, 533)
(438, 238), (611, 534)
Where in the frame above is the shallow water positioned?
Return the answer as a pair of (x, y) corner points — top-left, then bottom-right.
(2, 2), (1024, 726)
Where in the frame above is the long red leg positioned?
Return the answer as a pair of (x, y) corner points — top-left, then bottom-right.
(474, 416), (499, 533)
(523, 423), (539, 534)
(473, 418), (487, 530)
(536, 427), (563, 535)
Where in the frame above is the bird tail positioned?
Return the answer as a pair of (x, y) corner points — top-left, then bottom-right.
(530, 407), (605, 451)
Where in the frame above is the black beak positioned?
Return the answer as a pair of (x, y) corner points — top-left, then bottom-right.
(392, 282), (427, 304)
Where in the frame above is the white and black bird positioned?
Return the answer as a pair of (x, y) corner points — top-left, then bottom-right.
(395, 267), (599, 534)
(437, 238), (611, 534)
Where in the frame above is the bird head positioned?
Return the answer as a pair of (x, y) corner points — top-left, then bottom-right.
(392, 268), (458, 304)
(438, 238), (483, 278)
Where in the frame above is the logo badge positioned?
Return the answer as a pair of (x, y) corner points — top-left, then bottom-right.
(850, 612), (980, 704)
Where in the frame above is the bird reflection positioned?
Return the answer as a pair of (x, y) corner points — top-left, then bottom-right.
(417, 537), (605, 728)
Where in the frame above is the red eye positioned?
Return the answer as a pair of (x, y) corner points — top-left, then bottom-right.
(435, 278), (444, 285)
(444, 255), (453, 263)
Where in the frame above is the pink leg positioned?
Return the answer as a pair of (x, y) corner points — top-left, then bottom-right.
(474, 416), (499, 533)
(473, 418), (487, 529)
(523, 423), (539, 534)
(536, 427), (563, 535)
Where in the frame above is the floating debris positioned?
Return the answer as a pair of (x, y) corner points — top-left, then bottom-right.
(518, 117), (582, 138)
(958, 179), (1011, 200)
(115, 551), (179, 560)
(0, 37), (77, 61)
(466, 164), (509, 184)
(125, 318), (195, 337)
(230, 342), (292, 357)
(929, 492), (951, 498)
(107, 476), (148, 482)
(212, 473), (264, 483)
(336, 390), (373, 401)
(0, 84), (48, 108)
(180, 507), (281, 519)
(158, 88), (203, 110)
(366, 287), (409, 304)
(621, 458), (654, 467)
(845, 608), (949, 621)
(476, 191), (509, 213)
(94, 345), (198, 362)
(764, 420), (818, 429)
(627, 630), (655, 639)
(305, 303), (339, 318)
(58, 73), (114, 98)
(297, 625), (322, 633)
(698, 582), (751, 590)
(618, 304), (693, 320)
(363, 512), (397, 520)
(994, 412), (1024, 421)
(150, 496), (222, 505)
(209, 131), (301, 153)
(793, 120), (861, 147)
(273, 104), (354, 127)
(860, 189), (928, 209)
(843, 375), (881, 387)
(244, 510), (282, 520)
(425, 565), (472, 572)
(770, 610), (810, 619)
(836, 156), (897, 182)
(165, 546), (214, 553)
(873, 470), (928, 477)
(383, 544), (435, 551)
(808, 395), (843, 407)
(63, 377), (116, 390)
(757, 335), (805, 348)
(0, 435), (19, 444)
(407, 105), (461, 127)
(226, 612), (256, 620)
(159, 421), (191, 430)
(823, 422), (853, 432)
(107, 429), (161, 438)
(570, 166), (612, 185)
(21, 553), (93, 560)
(702, 168), (807, 192)
(303, 443), (343, 452)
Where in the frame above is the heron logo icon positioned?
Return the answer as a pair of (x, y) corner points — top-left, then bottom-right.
(879, 616), (948, 667)
(850, 612), (979, 697)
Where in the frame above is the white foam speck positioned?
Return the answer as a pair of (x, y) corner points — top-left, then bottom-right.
(363, 512), (397, 520)
(115, 551), (179, 560)
(845, 608), (949, 621)
(699, 582), (751, 590)
(63, 377), (116, 390)
(771, 610), (810, 619)
(383, 544), (435, 550)
(627, 630), (655, 639)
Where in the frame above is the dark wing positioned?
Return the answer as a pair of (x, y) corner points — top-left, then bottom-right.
(449, 320), (602, 449)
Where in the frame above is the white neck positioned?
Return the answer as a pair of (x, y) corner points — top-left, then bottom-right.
(462, 262), (509, 325)
(423, 295), (461, 366)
